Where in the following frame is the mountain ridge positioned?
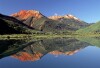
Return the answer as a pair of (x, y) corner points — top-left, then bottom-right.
(49, 14), (80, 21)
(11, 10), (89, 33)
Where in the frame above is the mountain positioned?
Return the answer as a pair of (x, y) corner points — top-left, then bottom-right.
(49, 14), (89, 31)
(12, 10), (89, 33)
(0, 10), (92, 34)
(11, 10), (45, 29)
(12, 10), (65, 32)
(11, 10), (43, 21)
(0, 14), (34, 34)
(76, 21), (100, 34)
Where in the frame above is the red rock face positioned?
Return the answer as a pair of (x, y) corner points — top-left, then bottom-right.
(11, 49), (81, 62)
(11, 10), (43, 20)
(12, 52), (43, 62)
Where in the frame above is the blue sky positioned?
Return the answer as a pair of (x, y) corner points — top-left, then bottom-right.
(0, 0), (100, 23)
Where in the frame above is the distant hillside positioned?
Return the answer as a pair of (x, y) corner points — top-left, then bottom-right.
(0, 14), (33, 34)
(76, 21), (100, 33)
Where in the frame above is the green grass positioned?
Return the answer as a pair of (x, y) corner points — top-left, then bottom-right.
(0, 34), (73, 39)
(0, 33), (100, 40)
(76, 37), (100, 47)
(76, 21), (100, 34)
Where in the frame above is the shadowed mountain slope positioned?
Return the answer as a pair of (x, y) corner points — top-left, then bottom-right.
(0, 14), (34, 34)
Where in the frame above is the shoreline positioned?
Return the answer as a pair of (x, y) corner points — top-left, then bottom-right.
(0, 34), (100, 40)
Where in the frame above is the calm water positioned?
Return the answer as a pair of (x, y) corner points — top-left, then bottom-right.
(0, 37), (100, 68)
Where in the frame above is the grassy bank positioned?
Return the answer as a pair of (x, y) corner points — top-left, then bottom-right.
(0, 33), (100, 40)
(0, 34), (74, 39)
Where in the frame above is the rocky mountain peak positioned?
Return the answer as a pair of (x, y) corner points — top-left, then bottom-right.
(49, 14), (80, 21)
(49, 15), (62, 20)
(64, 14), (80, 21)
(11, 10), (43, 20)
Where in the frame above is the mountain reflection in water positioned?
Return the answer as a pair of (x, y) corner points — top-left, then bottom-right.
(0, 37), (100, 62)
(0, 37), (100, 61)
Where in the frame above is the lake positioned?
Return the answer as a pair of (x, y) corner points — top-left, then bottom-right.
(0, 37), (100, 68)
